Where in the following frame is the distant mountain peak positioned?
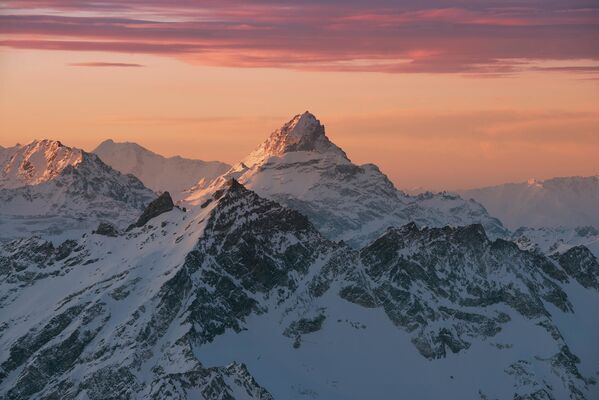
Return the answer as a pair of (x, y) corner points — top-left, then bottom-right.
(244, 111), (347, 166)
(93, 139), (231, 199)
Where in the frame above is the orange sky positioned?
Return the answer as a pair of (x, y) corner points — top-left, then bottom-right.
(1, 1), (598, 190)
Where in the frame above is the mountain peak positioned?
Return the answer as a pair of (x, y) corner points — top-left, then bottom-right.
(96, 138), (115, 147)
(0, 139), (84, 189)
(286, 110), (319, 133)
(244, 111), (348, 166)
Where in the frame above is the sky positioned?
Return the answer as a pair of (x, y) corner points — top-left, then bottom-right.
(0, 1), (598, 191)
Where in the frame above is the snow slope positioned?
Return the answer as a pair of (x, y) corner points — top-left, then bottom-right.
(93, 139), (230, 200)
(1, 180), (597, 399)
(0, 140), (155, 242)
(459, 176), (599, 230)
(186, 112), (507, 247)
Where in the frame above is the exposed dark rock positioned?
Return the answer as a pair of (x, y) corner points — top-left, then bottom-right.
(55, 240), (78, 261)
(556, 246), (599, 290)
(93, 222), (119, 237)
(130, 192), (174, 229)
(284, 314), (326, 348)
(0, 304), (86, 379)
(575, 226), (599, 237)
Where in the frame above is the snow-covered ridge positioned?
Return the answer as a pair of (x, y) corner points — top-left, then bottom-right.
(93, 139), (230, 200)
(0, 140), (83, 189)
(459, 175), (599, 230)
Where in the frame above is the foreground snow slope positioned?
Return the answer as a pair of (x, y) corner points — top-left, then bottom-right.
(93, 139), (230, 200)
(0, 140), (155, 242)
(459, 176), (599, 230)
(1, 180), (597, 399)
(186, 112), (507, 247)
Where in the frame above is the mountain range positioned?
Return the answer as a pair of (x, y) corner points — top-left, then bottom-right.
(0, 113), (597, 399)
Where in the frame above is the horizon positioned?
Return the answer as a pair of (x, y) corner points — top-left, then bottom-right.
(1, 1), (598, 190)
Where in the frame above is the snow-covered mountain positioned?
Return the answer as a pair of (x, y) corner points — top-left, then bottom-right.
(186, 112), (507, 247)
(0, 140), (155, 241)
(459, 176), (599, 230)
(93, 139), (230, 200)
(1, 180), (597, 399)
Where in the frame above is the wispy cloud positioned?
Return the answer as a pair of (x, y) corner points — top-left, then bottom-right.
(1, 1), (598, 74)
(529, 65), (599, 74)
(69, 61), (145, 67)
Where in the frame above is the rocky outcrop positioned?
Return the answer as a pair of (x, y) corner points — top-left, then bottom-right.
(93, 222), (119, 237)
(130, 191), (174, 229)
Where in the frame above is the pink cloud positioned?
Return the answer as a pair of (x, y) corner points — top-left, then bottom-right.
(0, 1), (598, 74)
(69, 61), (145, 67)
